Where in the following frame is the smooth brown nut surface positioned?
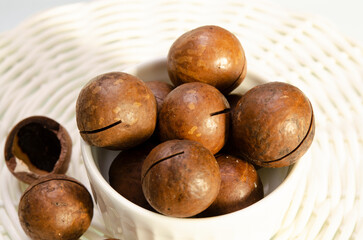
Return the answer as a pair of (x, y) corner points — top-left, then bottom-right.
(231, 82), (315, 167)
(158, 82), (230, 154)
(145, 80), (174, 113)
(76, 72), (157, 150)
(109, 140), (157, 210)
(141, 140), (221, 217)
(4, 116), (72, 184)
(18, 174), (93, 240)
(167, 25), (247, 94)
(199, 154), (263, 217)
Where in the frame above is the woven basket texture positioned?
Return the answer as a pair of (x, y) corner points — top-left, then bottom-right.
(0, 0), (362, 239)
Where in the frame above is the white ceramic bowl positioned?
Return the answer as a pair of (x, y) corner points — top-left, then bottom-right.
(81, 58), (308, 240)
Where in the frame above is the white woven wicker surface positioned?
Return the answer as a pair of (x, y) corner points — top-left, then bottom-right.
(0, 0), (362, 239)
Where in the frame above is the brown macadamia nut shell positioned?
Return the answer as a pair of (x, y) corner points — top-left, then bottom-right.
(18, 174), (93, 240)
(200, 154), (263, 217)
(167, 25), (247, 94)
(158, 82), (230, 154)
(145, 81), (174, 113)
(76, 72), (157, 150)
(141, 140), (221, 217)
(4, 116), (72, 184)
(231, 82), (315, 167)
(109, 141), (157, 211)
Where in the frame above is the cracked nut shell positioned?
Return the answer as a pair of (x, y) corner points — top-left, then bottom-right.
(158, 82), (230, 154)
(76, 72), (157, 150)
(18, 174), (93, 240)
(167, 25), (247, 94)
(231, 82), (315, 167)
(141, 140), (221, 217)
(4, 116), (72, 184)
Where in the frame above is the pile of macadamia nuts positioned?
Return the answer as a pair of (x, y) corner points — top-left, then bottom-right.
(2, 24), (315, 240)
(76, 25), (315, 218)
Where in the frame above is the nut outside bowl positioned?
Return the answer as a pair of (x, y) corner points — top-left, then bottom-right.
(81, 57), (310, 240)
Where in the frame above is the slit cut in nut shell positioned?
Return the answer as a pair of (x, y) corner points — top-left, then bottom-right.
(141, 140), (221, 217)
(158, 82), (230, 154)
(76, 72), (157, 150)
(18, 174), (93, 240)
(231, 82), (315, 168)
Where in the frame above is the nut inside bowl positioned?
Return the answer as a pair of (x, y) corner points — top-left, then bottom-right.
(81, 57), (309, 240)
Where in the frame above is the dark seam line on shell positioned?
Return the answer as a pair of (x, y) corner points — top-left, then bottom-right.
(220, 72), (243, 93)
(263, 106), (314, 164)
(79, 120), (122, 134)
(210, 108), (231, 116)
(21, 177), (86, 201)
(141, 151), (185, 183)
(220, 56), (245, 93)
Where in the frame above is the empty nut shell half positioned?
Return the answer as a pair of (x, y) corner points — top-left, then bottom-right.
(18, 174), (93, 240)
(4, 116), (72, 184)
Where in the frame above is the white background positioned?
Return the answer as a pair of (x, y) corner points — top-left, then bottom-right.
(0, 0), (362, 42)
